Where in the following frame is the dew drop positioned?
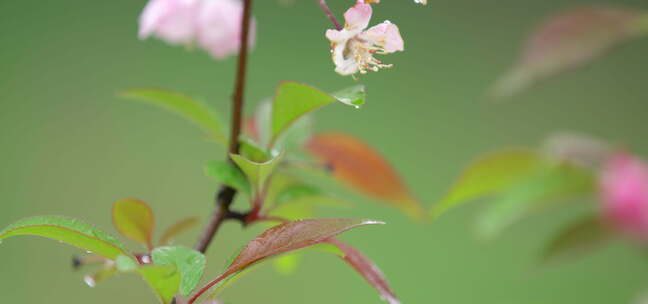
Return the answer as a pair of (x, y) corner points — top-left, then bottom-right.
(85, 250), (93, 254)
(141, 255), (151, 264)
(83, 275), (96, 288)
(353, 105), (360, 109)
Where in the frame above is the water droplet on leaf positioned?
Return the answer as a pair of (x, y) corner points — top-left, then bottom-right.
(141, 255), (151, 264)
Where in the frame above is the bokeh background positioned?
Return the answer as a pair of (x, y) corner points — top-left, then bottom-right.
(2, 0), (648, 303)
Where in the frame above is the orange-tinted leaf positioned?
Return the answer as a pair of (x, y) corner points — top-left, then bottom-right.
(494, 6), (648, 98)
(327, 239), (400, 304)
(112, 199), (155, 249)
(305, 132), (423, 219)
(159, 217), (200, 246)
(191, 219), (383, 303)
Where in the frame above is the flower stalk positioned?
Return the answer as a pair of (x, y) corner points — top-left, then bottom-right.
(194, 0), (254, 254)
(318, 0), (342, 30)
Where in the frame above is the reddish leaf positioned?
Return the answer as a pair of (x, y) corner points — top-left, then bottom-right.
(327, 239), (400, 304)
(226, 218), (381, 275)
(189, 218), (383, 303)
(305, 132), (423, 219)
(494, 6), (648, 97)
(112, 198), (155, 249)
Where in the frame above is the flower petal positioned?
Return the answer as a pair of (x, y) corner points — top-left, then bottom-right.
(139, 0), (199, 45)
(196, 0), (256, 59)
(344, 1), (372, 31)
(364, 21), (404, 53)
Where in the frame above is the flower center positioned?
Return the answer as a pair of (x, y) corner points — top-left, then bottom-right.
(345, 37), (393, 74)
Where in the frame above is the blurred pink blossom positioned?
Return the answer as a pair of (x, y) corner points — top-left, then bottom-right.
(600, 153), (648, 240)
(139, 0), (200, 45)
(138, 0), (255, 59)
(325, 1), (404, 75)
(362, 0), (427, 5)
(197, 0), (256, 59)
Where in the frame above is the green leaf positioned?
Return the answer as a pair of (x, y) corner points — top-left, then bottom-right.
(0, 216), (129, 260)
(204, 160), (251, 194)
(431, 149), (543, 219)
(239, 138), (272, 163)
(119, 88), (226, 145)
(112, 198), (155, 249)
(230, 153), (284, 192)
(477, 163), (596, 239)
(139, 266), (182, 304)
(269, 81), (364, 147)
(542, 216), (614, 264)
(116, 254), (181, 304)
(159, 217), (200, 246)
(152, 246), (206, 296)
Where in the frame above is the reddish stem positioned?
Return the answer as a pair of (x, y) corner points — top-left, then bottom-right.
(187, 274), (228, 304)
(193, 0), (254, 254)
(318, 0), (342, 31)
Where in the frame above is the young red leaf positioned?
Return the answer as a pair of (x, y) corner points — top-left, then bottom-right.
(493, 6), (648, 98)
(112, 198), (155, 249)
(226, 218), (382, 275)
(326, 239), (400, 304)
(189, 218), (383, 303)
(305, 132), (423, 219)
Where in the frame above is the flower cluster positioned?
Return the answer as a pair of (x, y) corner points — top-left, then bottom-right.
(326, 1), (405, 76)
(139, 0), (256, 59)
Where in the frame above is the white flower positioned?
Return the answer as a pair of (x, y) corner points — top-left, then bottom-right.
(325, 1), (405, 75)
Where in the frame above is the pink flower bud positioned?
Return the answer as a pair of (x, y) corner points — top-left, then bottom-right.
(139, 0), (200, 45)
(600, 153), (648, 240)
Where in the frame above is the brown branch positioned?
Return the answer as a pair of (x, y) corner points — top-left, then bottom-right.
(318, 0), (342, 31)
(194, 0), (254, 254)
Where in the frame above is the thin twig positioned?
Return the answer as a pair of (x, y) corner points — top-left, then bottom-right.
(318, 0), (342, 31)
(194, 0), (254, 254)
(193, 187), (237, 253)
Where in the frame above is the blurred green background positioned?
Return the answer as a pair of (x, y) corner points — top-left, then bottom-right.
(2, 0), (648, 303)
